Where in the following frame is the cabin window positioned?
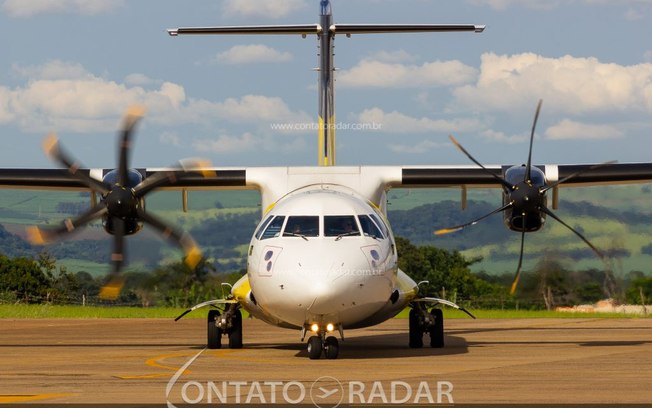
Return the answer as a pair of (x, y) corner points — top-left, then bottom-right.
(324, 215), (360, 237)
(358, 214), (384, 239)
(255, 215), (274, 240)
(260, 216), (286, 240)
(283, 216), (319, 237)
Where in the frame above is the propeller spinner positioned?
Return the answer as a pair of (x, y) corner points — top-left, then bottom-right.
(27, 106), (210, 300)
(435, 100), (614, 294)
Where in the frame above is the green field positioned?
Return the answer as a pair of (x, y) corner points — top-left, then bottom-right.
(1, 304), (648, 319)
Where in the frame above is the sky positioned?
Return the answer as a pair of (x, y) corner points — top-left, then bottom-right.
(2, 0), (652, 170)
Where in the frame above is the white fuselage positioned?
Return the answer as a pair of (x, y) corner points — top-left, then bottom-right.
(236, 184), (417, 331)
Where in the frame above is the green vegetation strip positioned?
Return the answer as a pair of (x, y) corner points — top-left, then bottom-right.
(0, 304), (197, 319)
(1, 304), (649, 319)
(396, 308), (650, 319)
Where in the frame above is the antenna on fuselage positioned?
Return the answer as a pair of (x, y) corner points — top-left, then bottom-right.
(168, 0), (484, 166)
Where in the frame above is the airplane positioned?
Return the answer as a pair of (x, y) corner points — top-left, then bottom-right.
(2, 0), (652, 360)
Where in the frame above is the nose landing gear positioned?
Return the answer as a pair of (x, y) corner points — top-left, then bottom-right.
(304, 324), (341, 360)
(207, 306), (243, 349)
(409, 306), (444, 349)
(306, 334), (340, 359)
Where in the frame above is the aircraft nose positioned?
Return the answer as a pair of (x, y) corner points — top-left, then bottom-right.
(305, 255), (391, 315)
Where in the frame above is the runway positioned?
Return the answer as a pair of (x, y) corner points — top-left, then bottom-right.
(1, 317), (651, 405)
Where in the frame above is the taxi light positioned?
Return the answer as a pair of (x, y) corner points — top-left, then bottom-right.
(310, 323), (319, 333)
(326, 323), (335, 332)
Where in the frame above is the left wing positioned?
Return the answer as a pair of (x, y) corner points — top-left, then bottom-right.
(0, 168), (248, 191)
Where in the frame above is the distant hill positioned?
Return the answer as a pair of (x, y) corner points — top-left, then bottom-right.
(1, 184), (651, 276)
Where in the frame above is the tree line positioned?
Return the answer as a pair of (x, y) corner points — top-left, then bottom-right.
(1, 237), (650, 310)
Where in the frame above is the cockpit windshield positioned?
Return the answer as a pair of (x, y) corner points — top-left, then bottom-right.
(260, 216), (285, 240)
(358, 214), (384, 239)
(283, 216), (319, 237)
(324, 215), (360, 237)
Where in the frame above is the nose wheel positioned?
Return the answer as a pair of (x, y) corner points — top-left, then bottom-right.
(207, 307), (243, 349)
(306, 335), (340, 359)
(409, 306), (444, 349)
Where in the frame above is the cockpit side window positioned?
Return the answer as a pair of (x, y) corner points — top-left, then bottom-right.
(369, 213), (390, 237)
(283, 216), (319, 237)
(358, 214), (385, 239)
(324, 215), (360, 237)
(260, 216), (286, 240)
(255, 215), (274, 240)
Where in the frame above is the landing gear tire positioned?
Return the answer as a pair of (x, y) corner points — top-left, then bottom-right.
(228, 309), (243, 349)
(307, 336), (323, 360)
(324, 336), (339, 359)
(207, 309), (222, 349)
(429, 308), (444, 348)
(408, 308), (423, 348)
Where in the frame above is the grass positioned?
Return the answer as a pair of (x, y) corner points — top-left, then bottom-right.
(395, 308), (650, 319)
(1, 304), (648, 319)
(0, 304), (202, 319)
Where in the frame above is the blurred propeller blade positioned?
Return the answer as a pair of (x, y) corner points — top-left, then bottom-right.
(540, 160), (617, 194)
(118, 106), (145, 187)
(137, 209), (203, 269)
(99, 218), (126, 300)
(26, 202), (108, 245)
(99, 275), (125, 301)
(434, 201), (513, 235)
(525, 99), (543, 183)
(43, 133), (110, 195)
(510, 227), (527, 295)
(539, 206), (604, 260)
(133, 159), (216, 198)
(448, 135), (513, 192)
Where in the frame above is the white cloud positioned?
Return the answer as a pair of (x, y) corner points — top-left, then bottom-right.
(470, 0), (652, 17)
(545, 119), (624, 140)
(159, 131), (180, 146)
(2, 0), (124, 17)
(214, 45), (292, 65)
(468, 0), (560, 10)
(356, 108), (484, 134)
(644, 50), (652, 62)
(0, 61), (310, 133)
(213, 95), (310, 124)
(366, 50), (419, 64)
(339, 59), (477, 88)
(192, 133), (307, 154)
(12, 60), (93, 80)
(481, 129), (528, 144)
(124, 73), (161, 87)
(194, 133), (258, 154)
(454, 52), (652, 114)
(222, 0), (306, 19)
(388, 140), (443, 154)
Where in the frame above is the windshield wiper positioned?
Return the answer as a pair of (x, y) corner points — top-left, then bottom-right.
(335, 231), (360, 241)
(283, 232), (309, 241)
(364, 233), (380, 241)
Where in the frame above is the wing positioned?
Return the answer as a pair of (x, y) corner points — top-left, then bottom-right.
(0, 168), (248, 191)
(395, 163), (652, 188)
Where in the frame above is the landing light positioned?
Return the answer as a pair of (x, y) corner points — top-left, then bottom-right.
(310, 323), (319, 333)
(326, 323), (335, 332)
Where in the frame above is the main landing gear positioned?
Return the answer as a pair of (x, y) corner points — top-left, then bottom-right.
(409, 305), (444, 348)
(207, 305), (243, 349)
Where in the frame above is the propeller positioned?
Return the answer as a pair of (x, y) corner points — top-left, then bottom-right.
(27, 106), (212, 300)
(434, 99), (613, 294)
